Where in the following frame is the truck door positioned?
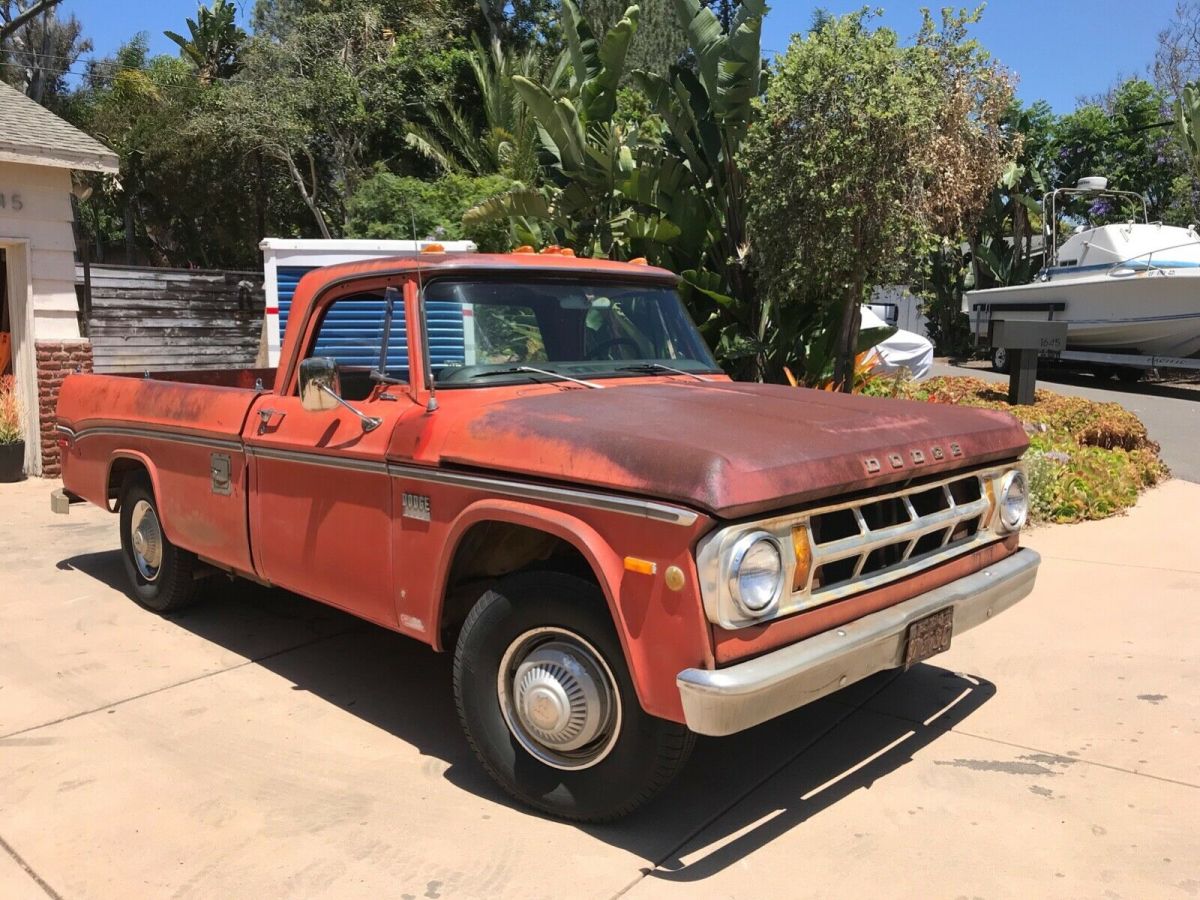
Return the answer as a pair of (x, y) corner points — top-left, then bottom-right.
(244, 289), (416, 628)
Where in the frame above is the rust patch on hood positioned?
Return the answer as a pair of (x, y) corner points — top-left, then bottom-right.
(439, 382), (1028, 519)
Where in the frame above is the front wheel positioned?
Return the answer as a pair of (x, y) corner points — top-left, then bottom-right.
(119, 475), (200, 613)
(453, 572), (694, 822)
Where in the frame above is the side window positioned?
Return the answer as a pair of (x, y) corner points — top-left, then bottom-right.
(307, 295), (409, 400)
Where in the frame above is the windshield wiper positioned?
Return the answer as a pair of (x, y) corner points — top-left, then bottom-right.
(617, 363), (710, 382)
(472, 366), (605, 389)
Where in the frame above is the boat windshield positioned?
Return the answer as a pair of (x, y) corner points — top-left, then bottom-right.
(427, 278), (722, 387)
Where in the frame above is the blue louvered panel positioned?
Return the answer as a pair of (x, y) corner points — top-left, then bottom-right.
(277, 266), (465, 372)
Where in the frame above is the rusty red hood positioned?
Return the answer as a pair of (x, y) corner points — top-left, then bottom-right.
(436, 381), (1028, 519)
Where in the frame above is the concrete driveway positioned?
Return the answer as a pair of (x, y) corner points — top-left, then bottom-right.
(1, 477), (1198, 899)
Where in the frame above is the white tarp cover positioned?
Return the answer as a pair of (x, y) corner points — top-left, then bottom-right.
(861, 306), (934, 380)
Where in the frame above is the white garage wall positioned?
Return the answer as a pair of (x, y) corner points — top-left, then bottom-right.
(0, 161), (80, 343)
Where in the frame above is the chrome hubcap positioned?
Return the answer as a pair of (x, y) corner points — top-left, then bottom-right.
(129, 500), (163, 582)
(498, 627), (621, 771)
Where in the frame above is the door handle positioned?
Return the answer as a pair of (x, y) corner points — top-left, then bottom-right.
(256, 408), (285, 435)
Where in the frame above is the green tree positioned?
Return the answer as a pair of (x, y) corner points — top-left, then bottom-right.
(1, 1), (90, 104)
(164, 0), (246, 83)
(583, 0), (687, 72)
(345, 170), (516, 250)
(211, 0), (475, 238)
(1052, 79), (1178, 222)
(631, 0), (769, 376)
(405, 34), (565, 182)
(465, 2), (680, 258)
(743, 9), (1015, 389)
(67, 36), (295, 267)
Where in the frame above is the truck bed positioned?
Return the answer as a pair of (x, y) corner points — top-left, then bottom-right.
(56, 369), (270, 577)
(112, 367), (277, 390)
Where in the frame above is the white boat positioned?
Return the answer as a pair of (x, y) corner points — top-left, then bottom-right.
(964, 178), (1200, 359)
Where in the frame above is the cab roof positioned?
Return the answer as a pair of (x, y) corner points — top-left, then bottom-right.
(296, 252), (679, 294)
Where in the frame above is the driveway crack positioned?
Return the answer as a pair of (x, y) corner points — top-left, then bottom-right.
(0, 833), (63, 900)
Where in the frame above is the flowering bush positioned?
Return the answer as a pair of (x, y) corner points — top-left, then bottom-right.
(0, 375), (22, 445)
(862, 376), (1168, 523)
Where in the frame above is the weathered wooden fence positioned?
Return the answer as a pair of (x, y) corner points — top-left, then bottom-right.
(79, 264), (265, 374)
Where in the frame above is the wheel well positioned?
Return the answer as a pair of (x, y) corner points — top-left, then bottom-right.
(439, 521), (598, 646)
(107, 458), (149, 508)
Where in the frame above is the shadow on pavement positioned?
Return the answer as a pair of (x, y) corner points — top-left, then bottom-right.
(943, 358), (1200, 403)
(60, 548), (995, 881)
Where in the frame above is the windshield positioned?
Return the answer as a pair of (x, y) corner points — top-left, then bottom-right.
(426, 278), (720, 386)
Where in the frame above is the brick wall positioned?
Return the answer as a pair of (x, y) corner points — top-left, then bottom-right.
(35, 340), (92, 477)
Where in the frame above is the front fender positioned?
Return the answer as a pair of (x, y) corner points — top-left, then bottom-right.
(433, 498), (626, 646)
(430, 497), (708, 723)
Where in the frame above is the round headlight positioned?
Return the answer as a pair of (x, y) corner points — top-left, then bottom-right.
(728, 533), (784, 616)
(998, 469), (1028, 531)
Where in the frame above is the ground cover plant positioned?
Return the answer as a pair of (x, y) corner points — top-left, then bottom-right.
(862, 375), (1168, 523)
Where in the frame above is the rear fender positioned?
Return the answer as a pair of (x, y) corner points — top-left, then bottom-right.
(105, 451), (168, 530)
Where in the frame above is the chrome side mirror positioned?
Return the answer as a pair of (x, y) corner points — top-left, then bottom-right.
(297, 356), (382, 432)
(299, 357), (341, 413)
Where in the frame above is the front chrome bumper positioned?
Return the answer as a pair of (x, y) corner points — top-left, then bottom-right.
(677, 548), (1040, 736)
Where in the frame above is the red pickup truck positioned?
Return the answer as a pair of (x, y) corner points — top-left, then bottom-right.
(53, 251), (1039, 821)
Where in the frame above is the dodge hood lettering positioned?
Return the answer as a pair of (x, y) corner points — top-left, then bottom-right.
(435, 382), (1028, 519)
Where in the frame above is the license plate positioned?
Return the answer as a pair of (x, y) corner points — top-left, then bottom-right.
(903, 607), (954, 669)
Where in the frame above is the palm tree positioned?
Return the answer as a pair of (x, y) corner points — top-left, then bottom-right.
(164, 0), (245, 84)
(405, 34), (565, 182)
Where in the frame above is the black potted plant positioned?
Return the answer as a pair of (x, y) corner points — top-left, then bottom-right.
(0, 375), (25, 482)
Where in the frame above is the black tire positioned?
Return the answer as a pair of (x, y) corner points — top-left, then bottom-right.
(119, 474), (199, 613)
(453, 572), (694, 822)
(991, 346), (1009, 373)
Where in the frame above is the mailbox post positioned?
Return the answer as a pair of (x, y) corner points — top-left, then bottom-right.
(989, 320), (1068, 405)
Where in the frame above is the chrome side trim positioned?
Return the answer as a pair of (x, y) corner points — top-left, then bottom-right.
(246, 444), (388, 475)
(388, 463), (700, 526)
(66, 421), (700, 527)
(67, 424), (242, 452)
(677, 548), (1040, 736)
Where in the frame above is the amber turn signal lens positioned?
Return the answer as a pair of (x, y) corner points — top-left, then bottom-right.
(791, 526), (812, 592)
(623, 556), (657, 576)
(420, 243), (446, 253)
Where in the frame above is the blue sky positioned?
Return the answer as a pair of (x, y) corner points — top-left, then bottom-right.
(59, 0), (1179, 112)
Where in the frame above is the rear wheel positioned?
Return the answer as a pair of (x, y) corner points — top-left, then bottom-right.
(453, 572), (694, 822)
(119, 475), (199, 613)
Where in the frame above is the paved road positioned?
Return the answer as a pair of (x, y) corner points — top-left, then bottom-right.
(932, 359), (1200, 482)
(1, 477), (1198, 899)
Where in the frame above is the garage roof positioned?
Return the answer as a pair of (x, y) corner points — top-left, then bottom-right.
(0, 81), (119, 174)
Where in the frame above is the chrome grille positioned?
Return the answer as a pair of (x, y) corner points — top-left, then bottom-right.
(694, 463), (1018, 631)
(807, 472), (988, 595)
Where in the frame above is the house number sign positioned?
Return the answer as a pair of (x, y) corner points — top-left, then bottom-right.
(0, 193), (24, 212)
